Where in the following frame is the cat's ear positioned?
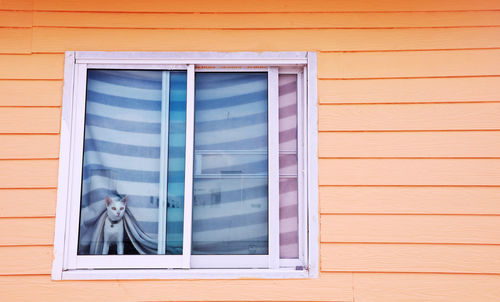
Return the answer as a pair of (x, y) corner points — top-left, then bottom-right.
(122, 195), (128, 204)
(105, 195), (112, 206)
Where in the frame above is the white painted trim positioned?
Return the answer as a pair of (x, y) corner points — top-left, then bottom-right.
(267, 67), (280, 269)
(279, 258), (304, 268)
(157, 71), (170, 255)
(61, 268), (309, 280)
(195, 66), (267, 72)
(76, 52), (307, 66)
(65, 64), (191, 269)
(76, 51), (307, 61)
(86, 64), (187, 70)
(191, 255), (268, 269)
(52, 51), (318, 279)
(306, 52), (319, 278)
(190, 68), (274, 269)
(80, 59), (307, 65)
(68, 63), (89, 270)
(181, 64), (195, 268)
(193, 174), (267, 179)
(52, 51), (76, 280)
(279, 66), (304, 74)
(76, 255), (186, 269)
(297, 70), (308, 266)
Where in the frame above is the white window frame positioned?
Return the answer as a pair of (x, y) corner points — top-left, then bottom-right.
(52, 51), (318, 280)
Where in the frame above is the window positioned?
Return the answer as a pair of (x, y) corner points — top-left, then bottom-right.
(52, 52), (318, 280)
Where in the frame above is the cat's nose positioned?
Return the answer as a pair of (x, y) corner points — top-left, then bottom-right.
(116, 212), (120, 215)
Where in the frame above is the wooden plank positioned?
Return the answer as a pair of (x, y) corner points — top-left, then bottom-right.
(0, 189), (56, 217)
(0, 135), (59, 159)
(0, 11), (32, 27)
(32, 0), (500, 12)
(0, 273), (353, 302)
(0, 28), (31, 54)
(319, 131), (500, 158)
(318, 159), (500, 186)
(319, 103), (500, 131)
(34, 11), (500, 28)
(0, 160), (59, 188)
(32, 27), (500, 53)
(0, 246), (52, 275)
(0, 0), (32, 10)
(321, 215), (500, 244)
(322, 243), (500, 273)
(320, 186), (500, 214)
(0, 80), (62, 106)
(0, 218), (54, 245)
(319, 77), (500, 103)
(319, 50), (500, 79)
(0, 108), (60, 133)
(354, 273), (500, 302)
(0, 54), (64, 79)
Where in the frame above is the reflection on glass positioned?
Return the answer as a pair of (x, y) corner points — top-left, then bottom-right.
(192, 72), (269, 255)
(78, 70), (186, 255)
(279, 74), (299, 259)
(166, 72), (187, 254)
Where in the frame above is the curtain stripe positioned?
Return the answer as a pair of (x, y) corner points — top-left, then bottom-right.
(279, 74), (299, 259)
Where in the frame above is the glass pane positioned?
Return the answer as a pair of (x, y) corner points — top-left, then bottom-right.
(192, 72), (268, 255)
(279, 74), (299, 259)
(78, 70), (186, 256)
(166, 71), (187, 254)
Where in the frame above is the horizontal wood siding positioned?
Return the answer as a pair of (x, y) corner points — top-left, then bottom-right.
(0, 29), (32, 54)
(31, 27), (500, 52)
(0, 189), (57, 217)
(32, 11), (500, 28)
(0, 54), (64, 79)
(321, 215), (500, 244)
(1, 0), (499, 301)
(320, 187), (500, 214)
(0, 108), (61, 133)
(318, 158), (500, 186)
(0, 218), (54, 245)
(319, 132), (500, 158)
(353, 273), (500, 302)
(0, 11), (32, 27)
(30, 0), (500, 12)
(0, 135), (60, 158)
(0, 274), (353, 302)
(318, 50), (500, 79)
(0, 81), (62, 106)
(319, 103), (500, 131)
(322, 244), (500, 273)
(319, 77), (500, 103)
(0, 160), (59, 188)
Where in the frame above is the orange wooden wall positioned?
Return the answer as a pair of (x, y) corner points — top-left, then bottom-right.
(1, 0), (500, 301)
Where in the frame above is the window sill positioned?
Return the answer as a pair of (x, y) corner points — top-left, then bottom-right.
(57, 268), (314, 280)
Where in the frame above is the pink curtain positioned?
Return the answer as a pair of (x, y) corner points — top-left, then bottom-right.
(279, 74), (299, 259)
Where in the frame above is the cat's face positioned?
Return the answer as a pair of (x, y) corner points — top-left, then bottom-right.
(105, 195), (127, 221)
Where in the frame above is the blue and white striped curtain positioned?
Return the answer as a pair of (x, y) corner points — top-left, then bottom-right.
(79, 70), (187, 255)
(78, 69), (299, 257)
(192, 72), (269, 255)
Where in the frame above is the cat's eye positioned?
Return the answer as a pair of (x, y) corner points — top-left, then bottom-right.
(120, 207), (124, 210)
(112, 207), (116, 210)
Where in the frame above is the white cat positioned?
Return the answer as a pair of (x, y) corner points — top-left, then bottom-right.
(102, 195), (128, 255)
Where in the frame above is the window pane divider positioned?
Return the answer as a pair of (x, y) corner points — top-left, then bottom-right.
(157, 71), (170, 255)
(268, 67), (280, 269)
(180, 64), (196, 268)
(297, 69), (307, 266)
